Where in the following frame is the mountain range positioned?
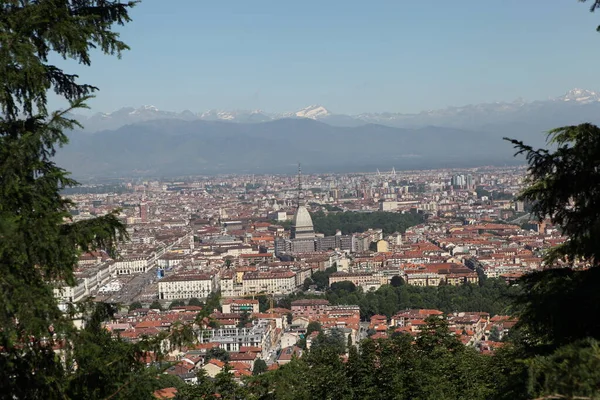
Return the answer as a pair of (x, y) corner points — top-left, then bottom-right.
(57, 89), (600, 177)
(73, 89), (600, 132)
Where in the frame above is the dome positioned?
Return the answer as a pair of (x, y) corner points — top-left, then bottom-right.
(292, 205), (313, 229)
(291, 205), (315, 239)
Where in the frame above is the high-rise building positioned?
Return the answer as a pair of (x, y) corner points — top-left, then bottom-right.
(451, 174), (466, 188)
(466, 174), (474, 189)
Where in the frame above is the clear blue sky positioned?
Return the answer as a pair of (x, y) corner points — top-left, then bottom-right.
(52, 0), (600, 115)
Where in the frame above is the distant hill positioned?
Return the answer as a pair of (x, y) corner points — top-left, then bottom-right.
(56, 118), (529, 178)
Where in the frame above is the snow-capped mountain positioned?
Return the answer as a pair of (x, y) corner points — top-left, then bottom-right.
(554, 88), (600, 104)
(294, 105), (331, 119)
(353, 88), (600, 129)
(128, 105), (160, 114)
(199, 109), (272, 123)
(72, 88), (600, 133)
(200, 110), (239, 121)
(75, 105), (187, 132)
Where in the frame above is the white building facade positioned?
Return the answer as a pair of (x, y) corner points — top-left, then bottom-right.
(158, 273), (218, 300)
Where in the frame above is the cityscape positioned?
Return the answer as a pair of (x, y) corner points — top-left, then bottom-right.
(51, 164), (562, 385)
(3, 1), (600, 399)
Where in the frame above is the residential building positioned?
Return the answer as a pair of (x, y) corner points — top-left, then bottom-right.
(222, 299), (260, 314)
(158, 272), (218, 300)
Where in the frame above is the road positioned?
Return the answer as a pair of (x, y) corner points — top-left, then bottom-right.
(95, 266), (159, 305)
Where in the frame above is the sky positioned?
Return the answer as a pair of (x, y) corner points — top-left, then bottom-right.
(51, 0), (600, 115)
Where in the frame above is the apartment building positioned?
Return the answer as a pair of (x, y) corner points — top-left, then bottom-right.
(201, 319), (274, 357)
(242, 271), (296, 296)
(158, 272), (218, 300)
(113, 255), (151, 275)
(291, 299), (330, 318)
(403, 263), (478, 286)
(328, 271), (384, 291)
(222, 299), (260, 314)
(220, 271), (244, 298)
(54, 261), (113, 308)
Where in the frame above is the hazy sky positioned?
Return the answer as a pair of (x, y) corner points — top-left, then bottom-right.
(51, 0), (600, 115)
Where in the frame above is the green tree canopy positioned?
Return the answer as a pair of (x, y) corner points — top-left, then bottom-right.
(253, 358), (268, 375)
(306, 321), (322, 336)
(169, 300), (186, 309)
(507, 124), (600, 266)
(204, 290), (222, 313)
(0, 1), (144, 398)
(311, 328), (347, 355)
(330, 280), (357, 294)
(503, 121), (600, 397)
(284, 278), (519, 320)
(188, 297), (203, 307)
(506, 125), (600, 353)
(237, 310), (252, 328)
(206, 347), (230, 363)
(149, 300), (163, 311)
(390, 275), (405, 287)
(312, 211), (424, 236)
(302, 277), (314, 291)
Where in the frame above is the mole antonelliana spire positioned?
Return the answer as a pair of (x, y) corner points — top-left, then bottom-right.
(291, 163), (315, 239)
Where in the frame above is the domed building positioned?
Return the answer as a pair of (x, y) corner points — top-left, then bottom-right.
(274, 165), (354, 257)
(291, 205), (315, 239)
(275, 203), (354, 257)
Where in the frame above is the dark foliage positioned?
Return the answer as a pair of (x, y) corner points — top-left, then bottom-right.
(506, 124), (600, 266)
(294, 278), (519, 319)
(306, 321), (322, 336)
(311, 328), (347, 355)
(582, 0), (600, 31)
(312, 210), (424, 236)
(330, 281), (357, 293)
(149, 300), (164, 311)
(206, 347), (230, 363)
(252, 359), (268, 375)
(188, 298), (203, 307)
(527, 338), (600, 398)
(302, 277), (314, 291)
(503, 121), (600, 397)
(169, 300), (186, 309)
(310, 265), (337, 290)
(237, 311), (252, 328)
(390, 275), (405, 287)
(0, 1), (164, 398)
(247, 318), (495, 400)
(506, 125), (600, 347)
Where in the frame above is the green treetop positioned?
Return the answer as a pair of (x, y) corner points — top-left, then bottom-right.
(504, 123), (600, 397)
(0, 1), (143, 398)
